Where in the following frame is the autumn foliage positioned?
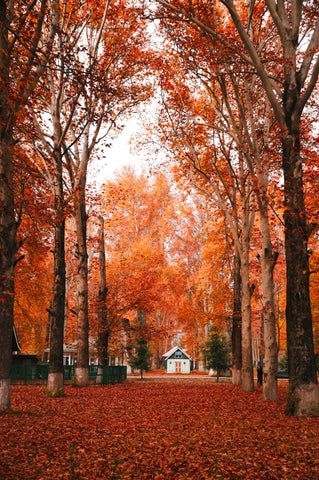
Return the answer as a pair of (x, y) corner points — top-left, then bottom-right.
(1, 380), (318, 480)
(2, 0), (319, 417)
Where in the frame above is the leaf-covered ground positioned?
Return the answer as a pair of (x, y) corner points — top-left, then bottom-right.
(0, 381), (318, 479)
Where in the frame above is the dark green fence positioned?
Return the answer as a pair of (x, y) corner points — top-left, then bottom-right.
(101, 365), (127, 385)
(11, 364), (127, 385)
(11, 364), (49, 384)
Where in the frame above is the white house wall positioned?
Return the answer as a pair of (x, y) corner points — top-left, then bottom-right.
(167, 359), (191, 374)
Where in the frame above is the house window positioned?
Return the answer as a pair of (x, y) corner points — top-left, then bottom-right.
(175, 351), (182, 357)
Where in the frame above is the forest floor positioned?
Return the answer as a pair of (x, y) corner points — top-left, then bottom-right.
(0, 381), (318, 480)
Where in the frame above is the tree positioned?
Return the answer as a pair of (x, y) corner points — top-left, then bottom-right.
(129, 310), (152, 379)
(97, 216), (109, 366)
(203, 328), (231, 382)
(92, 167), (233, 365)
(151, 64), (257, 391)
(152, 5), (283, 398)
(155, 0), (319, 415)
(11, 146), (54, 357)
(23, 0), (153, 390)
(130, 339), (152, 379)
(94, 168), (179, 330)
(166, 200), (233, 367)
(231, 250), (242, 385)
(61, 0), (153, 387)
(0, 0), (59, 410)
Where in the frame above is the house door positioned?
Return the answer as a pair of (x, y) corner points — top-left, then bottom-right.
(175, 361), (181, 373)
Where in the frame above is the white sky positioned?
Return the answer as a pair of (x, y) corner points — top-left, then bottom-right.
(89, 118), (146, 187)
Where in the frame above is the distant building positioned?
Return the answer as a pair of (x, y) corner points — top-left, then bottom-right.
(163, 346), (192, 374)
(44, 341), (98, 366)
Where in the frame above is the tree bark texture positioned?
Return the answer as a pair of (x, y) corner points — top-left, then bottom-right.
(240, 239), (254, 392)
(283, 128), (319, 415)
(257, 191), (279, 401)
(239, 175), (255, 393)
(266, 2), (319, 413)
(75, 183), (89, 387)
(0, 3), (16, 410)
(281, 33), (319, 412)
(0, 137), (16, 410)
(47, 152), (65, 396)
(97, 216), (109, 365)
(232, 251), (242, 385)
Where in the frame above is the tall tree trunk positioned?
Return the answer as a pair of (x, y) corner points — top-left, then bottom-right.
(97, 216), (109, 366)
(0, 0), (59, 407)
(43, 306), (52, 362)
(258, 191), (279, 401)
(283, 126), (319, 415)
(0, 135), (17, 410)
(74, 183), (89, 387)
(0, 0), (15, 411)
(232, 250), (242, 385)
(155, 0), (319, 415)
(47, 152), (65, 396)
(240, 236), (254, 392)
(239, 173), (255, 392)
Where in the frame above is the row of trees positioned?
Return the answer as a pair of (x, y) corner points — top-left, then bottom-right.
(148, 0), (319, 415)
(1, 0), (319, 416)
(13, 162), (313, 389)
(0, 0), (154, 406)
(14, 166), (237, 373)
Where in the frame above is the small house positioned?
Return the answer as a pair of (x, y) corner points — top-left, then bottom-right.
(163, 346), (192, 374)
